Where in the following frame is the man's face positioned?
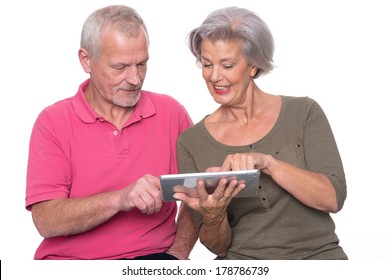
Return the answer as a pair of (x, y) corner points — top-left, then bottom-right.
(88, 25), (149, 108)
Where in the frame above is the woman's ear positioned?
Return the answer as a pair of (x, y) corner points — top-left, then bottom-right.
(78, 48), (92, 74)
(250, 66), (258, 78)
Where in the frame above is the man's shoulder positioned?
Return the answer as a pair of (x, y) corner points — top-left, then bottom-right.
(141, 90), (188, 114)
(35, 95), (76, 125)
(142, 90), (181, 104)
(44, 96), (74, 111)
(34, 96), (70, 118)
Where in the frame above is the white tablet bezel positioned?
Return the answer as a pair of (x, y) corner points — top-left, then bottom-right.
(160, 169), (261, 201)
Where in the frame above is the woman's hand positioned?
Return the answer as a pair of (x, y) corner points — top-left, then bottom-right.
(173, 177), (245, 257)
(173, 178), (245, 218)
(220, 153), (272, 174)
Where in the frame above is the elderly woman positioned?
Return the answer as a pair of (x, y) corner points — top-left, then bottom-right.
(174, 7), (348, 259)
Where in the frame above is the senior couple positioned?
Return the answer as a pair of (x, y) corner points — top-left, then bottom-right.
(26, 5), (347, 260)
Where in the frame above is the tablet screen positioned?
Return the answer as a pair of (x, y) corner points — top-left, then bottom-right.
(160, 169), (260, 201)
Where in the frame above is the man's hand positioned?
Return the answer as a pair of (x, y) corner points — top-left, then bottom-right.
(118, 174), (163, 215)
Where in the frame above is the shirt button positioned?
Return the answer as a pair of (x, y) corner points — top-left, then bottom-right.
(113, 131), (118, 136)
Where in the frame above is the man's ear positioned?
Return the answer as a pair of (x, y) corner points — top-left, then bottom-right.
(78, 48), (91, 74)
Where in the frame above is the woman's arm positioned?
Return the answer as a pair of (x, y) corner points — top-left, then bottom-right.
(221, 153), (338, 212)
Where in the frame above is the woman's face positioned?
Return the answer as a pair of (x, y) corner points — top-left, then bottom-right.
(200, 39), (257, 106)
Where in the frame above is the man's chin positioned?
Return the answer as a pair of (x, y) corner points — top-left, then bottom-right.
(113, 94), (140, 107)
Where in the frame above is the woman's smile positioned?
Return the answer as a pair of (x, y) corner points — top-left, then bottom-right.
(213, 85), (232, 95)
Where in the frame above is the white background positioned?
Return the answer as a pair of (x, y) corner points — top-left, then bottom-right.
(1, 0), (389, 278)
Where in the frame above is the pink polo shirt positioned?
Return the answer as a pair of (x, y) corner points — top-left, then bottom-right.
(26, 79), (193, 259)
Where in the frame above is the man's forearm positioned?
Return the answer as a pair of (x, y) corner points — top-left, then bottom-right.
(167, 204), (198, 259)
(31, 191), (120, 238)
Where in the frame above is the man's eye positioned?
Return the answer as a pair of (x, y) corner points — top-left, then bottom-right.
(223, 65), (233, 69)
(113, 66), (125, 71)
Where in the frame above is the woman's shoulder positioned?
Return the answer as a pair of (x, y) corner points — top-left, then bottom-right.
(179, 117), (207, 138)
(281, 95), (316, 105)
(278, 95), (327, 126)
(280, 95), (321, 112)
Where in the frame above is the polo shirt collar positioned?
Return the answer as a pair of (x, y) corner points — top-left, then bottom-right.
(73, 79), (156, 125)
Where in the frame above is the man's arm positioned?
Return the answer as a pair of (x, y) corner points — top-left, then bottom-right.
(32, 174), (162, 238)
(166, 203), (198, 260)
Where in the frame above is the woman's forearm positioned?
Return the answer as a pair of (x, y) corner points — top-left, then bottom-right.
(199, 214), (232, 257)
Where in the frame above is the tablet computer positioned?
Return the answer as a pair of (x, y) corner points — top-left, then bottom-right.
(160, 169), (260, 201)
